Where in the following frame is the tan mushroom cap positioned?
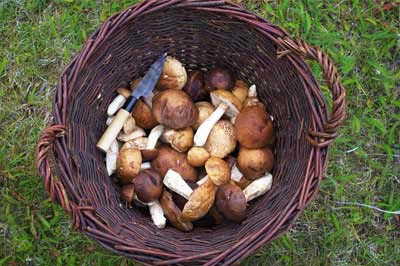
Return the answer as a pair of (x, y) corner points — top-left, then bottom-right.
(237, 147), (274, 180)
(187, 147), (210, 167)
(160, 191), (193, 232)
(210, 90), (242, 118)
(156, 56), (187, 90)
(162, 127), (194, 153)
(117, 148), (142, 184)
(193, 102), (215, 130)
(205, 120), (236, 158)
(205, 158), (231, 186)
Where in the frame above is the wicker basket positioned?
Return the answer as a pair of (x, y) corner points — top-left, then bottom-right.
(36, 1), (346, 265)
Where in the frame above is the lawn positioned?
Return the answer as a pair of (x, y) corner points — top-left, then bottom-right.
(0, 0), (399, 265)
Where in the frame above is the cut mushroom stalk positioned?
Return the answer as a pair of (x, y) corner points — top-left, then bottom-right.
(107, 88), (131, 116)
(134, 195), (166, 229)
(243, 173), (273, 202)
(230, 163), (244, 182)
(193, 103), (227, 146)
(163, 169), (193, 200)
(146, 125), (165, 149)
(106, 139), (119, 176)
(196, 175), (209, 186)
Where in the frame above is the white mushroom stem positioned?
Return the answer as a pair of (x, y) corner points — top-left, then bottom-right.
(230, 163), (244, 182)
(134, 196), (166, 229)
(106, 116), (115, 126)
(107, 95), (127, 116)
(117, 127), (146, 142)
(248, 85), (257, 98)
(106, 139), (119, 176)
(196, 175), (209, 186)
(163, 169), (193, 200)
(146, 125), (164, 149)
(193, 103), (228, 146)
(140, 162), (152, 170)
(243, 173), (273, 202)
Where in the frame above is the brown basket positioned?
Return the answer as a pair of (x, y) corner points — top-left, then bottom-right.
(36, 1), (345, 265)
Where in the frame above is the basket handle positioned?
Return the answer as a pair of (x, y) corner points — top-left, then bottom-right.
(276, 37), (346, 147)
(35, 124), (71, 211)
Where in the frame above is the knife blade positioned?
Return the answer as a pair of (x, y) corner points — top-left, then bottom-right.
(97, 53), (168, 152)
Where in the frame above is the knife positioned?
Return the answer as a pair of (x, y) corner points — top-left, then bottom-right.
(97, 53), (168, 152)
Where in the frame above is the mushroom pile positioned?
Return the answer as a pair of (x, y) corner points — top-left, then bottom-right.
(102, 56), (275, 231)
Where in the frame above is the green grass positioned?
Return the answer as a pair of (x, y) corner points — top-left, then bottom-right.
(0, 0), (399, 265)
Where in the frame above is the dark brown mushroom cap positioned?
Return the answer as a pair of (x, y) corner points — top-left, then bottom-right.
(160, 191), (193, 232)
(183, 71), (208, 102)
(205, 67), (235, 91)
(132, 98), (159, 130)
(216, 183), (247, 222)
(237, 147), (274, 180)
(131, 169), (163, 203)
(141, 149), (158, 162)
(120, 184), (135, 204)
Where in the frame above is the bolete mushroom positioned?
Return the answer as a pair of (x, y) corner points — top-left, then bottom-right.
(181, 179), (217, 222)
(183, 71), (208, 102)
(152, 89), (199, 129)
(204, 120), (236, 158)
(232, 80), (249, 103)
(160, 191), (193, 232)
(107, 87), (131, 116)
(237, 147), (274, 180)
(243, 85), (263, 108)
(152, 145), (198, 182)
(106, 139), (119, 176)
(161, 127), (193, 153)
(205, 158), (231, 186)
(163, 169), (194, 200)
(117, 148), (142, 184)
(131, 99), (159, 130)
(205, 67), (235, 91)
(235, 105), (273, 149)
(187, 147), (210, 167)
(134, 196), (166, 229)
(156, 56), (187, 90)
(243, 173), (273, 201)
(131, 169), (163, 203)
(192, 102), (215, 130)
(215, 183), (247, 222)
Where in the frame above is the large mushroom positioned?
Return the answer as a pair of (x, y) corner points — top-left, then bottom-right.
(205, 67), (235, 91)
(156, 56), (187, 90)
(192, 102), (215, 130)
(152, 89), (199, 129)
(215, 183), (247, 222)
(160, 191), (193, 232)
(117, 148), (142, 184)
(131, 169), (163, 203)
(237, 147), (274, 180)
(235, 105), (273, 149)
(161, 127), (193, 153)
(205, 120), (236, 158)
(152, 145), (198, 182)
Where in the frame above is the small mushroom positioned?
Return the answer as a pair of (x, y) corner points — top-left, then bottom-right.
(152, 145), (198, 182)
(134, 196), (166, 229)
(235, 105), (273, 149)
(160, 191), (193, 232)
(187, 147), (210, 167)
(117, 148), (142, 184)
(152, 89), (199, 129)
(131, 169), (163, 203)
(215, 183), (247, 222)
(117, 126), (146, 142)
(205, 158), (231, 186)
(161, 127), (193, 153)
(156, 56), (187, 90)
(183, 71), (208, 102)
(123, 116), (137, 134)
(163, 169), (193, 200)
(120, 184), (135, 204)
(205, 67), (235, 91)
(192, 102), (215, 130)
(210, 90), (242, 119)
(243, 173), (273, 201)
(107, 87), (131, 116)
(106, 139), (119, 176)
(181, 179), (217, 222)
(205, 120), (236, 158)
(132, 99), (159, 130)
(237, 147), (274, 180)
(243, 85), (263, 108)
(232, 80), (249, 103)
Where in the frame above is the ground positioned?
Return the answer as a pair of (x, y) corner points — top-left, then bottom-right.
(0, 0), (399, 265)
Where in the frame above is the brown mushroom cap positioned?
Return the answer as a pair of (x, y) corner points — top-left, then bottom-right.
(232, 80), (249, 103)
(237, 147), (274, 180)
(205, 67), (235, 91)
(187, 147), (210, 167)
(181, 179), (217, 222)
(205, 158), (231, 186)
(235, 105), (273, 149)
(132, 99), (159, 130)
(162, 127), (194, 153)
(117, 148), (142, 184)
(151, 145), (198, 182)
(152, 89), (199, 129)
(172, 182), (198, 210)
(160, 191), (193, 232)
(120, 184), (135, 204)
(210, 90), (242, 118)
(209, 205), (225, 224)
(216, 183), (247, 222)
(156, 56), (187, 90)
(131, 169), (163, 203)
(141, 149), (158, 162)
(205, 120), (236, 158)
(183, 71), (208, 102)
(192, 102), (215, 130)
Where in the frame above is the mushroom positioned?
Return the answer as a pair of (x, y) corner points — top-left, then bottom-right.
(134, 196), (166, 229)
(230, 163), (243, 182)
(193, 90), (241, 147)
(232, 80), (249, 103)
(187, 147), (210, 167)
(117, 126), (146, 142)
(131, 169), (163, 203)
(235, 105), (273, 149)
(161, 127), (193, 153)
(122, 116), (137, 134)
(131, 99), (159, 130)
(106, 139), (119, 176)
(152, 145), (198, 182)
(205, 67), (235, 91)
(205, 158), (231, 186)
(181, 179), (217, 222)
(183, 71), (208, 102)
(243, 173), (273, 201)
(160, 191), (193, 232)
(152, 89), (199, 129)
(204, 120), (236, 158)
(107, 87), (131, 116)
(215, 183), (247, 222)
(192, 102), (215, 130)
(156, 56), (187, 90)
(163, 169), (193, 200)
(237, 147), (274, 180)
(120, 184), (135, 205)
(117, 148), (142, 184)
(243, 85), (263, 108)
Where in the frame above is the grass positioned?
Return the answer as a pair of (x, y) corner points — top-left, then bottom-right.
(0, 0), (399, 265)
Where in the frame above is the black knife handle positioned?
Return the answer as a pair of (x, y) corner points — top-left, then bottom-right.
(123, 96), (139, 112)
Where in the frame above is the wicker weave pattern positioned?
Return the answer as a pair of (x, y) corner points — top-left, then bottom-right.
(35, 1), (345, 265)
